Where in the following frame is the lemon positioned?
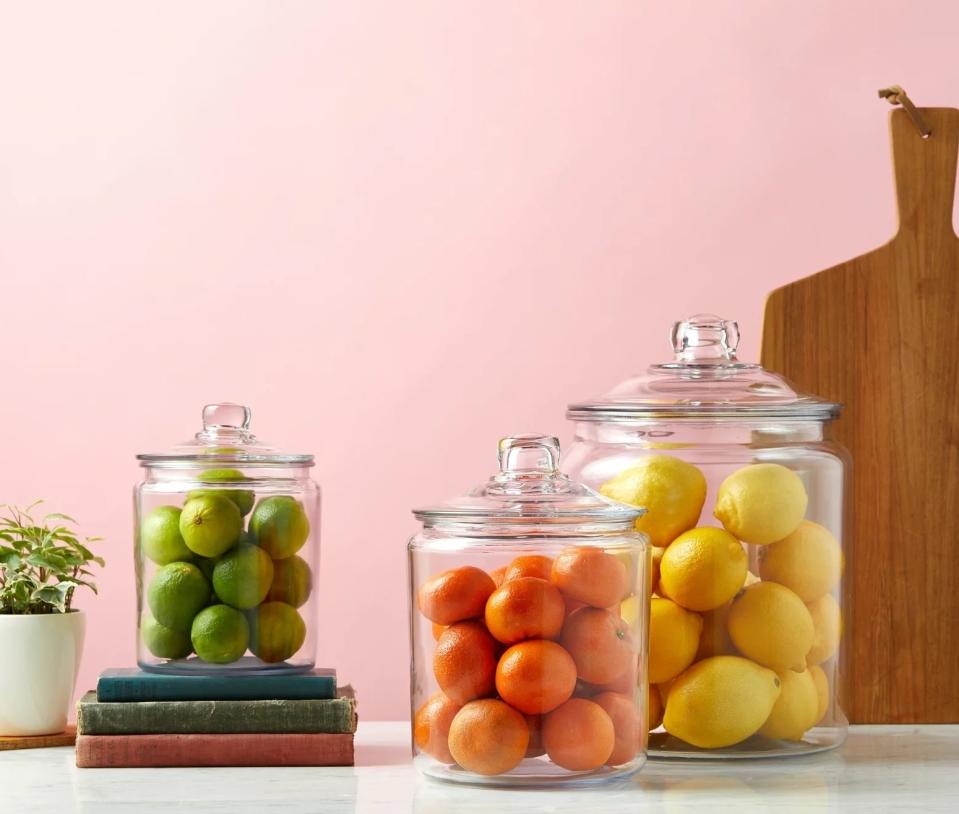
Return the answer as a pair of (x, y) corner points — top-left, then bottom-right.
(696, 601), (737, 660)
(191, 604), (250, 664)
(212, 543), (275, 610)
(806, 593), (841, 665)
(619, 594), (641, 630)
(648, 684), (664, 731)
(758, 520), (842, 601)
(759, 668), (819, 741)
(714, 463), (808, 545)
(141, 506), (193, 565)
(727, 582), (814, 671)
(649, 597), (703, 683)
(808, 664), (829, 724)
(600, 455), (707, 547)
(650, 546), (665, 595)
(659, 527), (747, 611)
(663, 656), (782, 749)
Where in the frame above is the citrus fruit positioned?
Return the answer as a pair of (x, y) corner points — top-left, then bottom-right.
(727, 582), (814, 671)
(551, 547), (628, 609)
(191, 604), (250, 664)
(186, 468), (256, 516)
(542, 698), (615, 770)
(648, 684), (664, 731)
(504, 555), (553, 582)
(414, 691), (461, 763)
(663, 655), (782, 749)
(249, 496), (310, 559)
(179, 494), (243, 558)
(212, 543), (275, 609)
(695, 601), (737, 660)
(561, 606), (633, 685)
(806, 593), (841, 665)
(758, 520), (842, 601)
(648, 597), (702, 683)
(759, 668), (819, 741)
(433, 620), (498, 705)
(484, 577), (565, 644)
(495, 639), (577, 714)
(147, 561), (211, 632)
(266, 554), (312, 608)
(447, 699), (529, 776)
(650, 546), (665, 596)
(141, 506), (193, 565)
(607, 548), (640, 598)
(489, 565), (507, 587)
(141, 613), (192, 659)
(659, 527), (747, 611)
(808, 664), (829, 723)
(524, 713), (545, 758)
(247, 601), (306, 663)
(599, 455), (707, 547)
(431, 622), (445, 641)
(714, 463), (808, 545)
(417, 566), (496, 625)
(619, 594), (641, 630)
(594, 691), (640, 765)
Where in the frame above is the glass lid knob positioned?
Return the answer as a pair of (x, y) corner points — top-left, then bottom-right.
(497, 434), (561, 474)
(195, 402), (257, 446)
(670, 314), (740, 363)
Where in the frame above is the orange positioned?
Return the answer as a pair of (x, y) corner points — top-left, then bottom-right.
(489, 565), (507, 588)
(431, 622), (445, 641)
(525, 714), (545, 758)
(594, 691), (640, 765)
(542, 698), (615, 771)
(589, 659), (637, 695)
(484, 577), (565, 644)
(433, 620), (498, 705)
(413, 692), (461, 763)
(561, 607), (634, 685)
(418, 566), (496, 625)
(552, 547), (628, 609)
(504, 554), (553, 582)
(495, 639), (577, 714)
(447, 699), (529, 776)
(648, 684), (664, 731)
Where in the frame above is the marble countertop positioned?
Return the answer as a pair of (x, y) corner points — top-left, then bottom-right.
(3, 722), (956, 813)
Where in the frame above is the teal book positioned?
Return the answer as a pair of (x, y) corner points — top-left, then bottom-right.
(96, 668), (337, 702)
(77, 691), (357, 735)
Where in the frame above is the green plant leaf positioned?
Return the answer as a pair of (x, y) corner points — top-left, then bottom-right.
(31, 583), (72, 613)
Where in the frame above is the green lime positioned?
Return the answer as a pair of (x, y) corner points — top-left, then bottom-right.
(249, 496), (310, 559)
(141, 613), (192, 659)
(179, 494), (242, 557)
(267, 554), (312, 608)
(191, 604), (250, 664)
(147, 562), (210, 633)
(186, 468), (256, 517)
(212, 544), (274, 610)
(247, 601), (306, 663)
(140, 506), (193, 565)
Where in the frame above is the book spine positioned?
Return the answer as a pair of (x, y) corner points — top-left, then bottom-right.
(96, 675), (336, 702)
(75, 733), (354, 768)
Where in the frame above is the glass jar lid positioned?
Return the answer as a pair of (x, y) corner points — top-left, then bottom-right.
(136, 403), (314, 466)
(413, 434), (643, 528)
(567, 314), (840, 422)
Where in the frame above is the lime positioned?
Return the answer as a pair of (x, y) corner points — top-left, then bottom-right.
(249, 496), (310, 559)
(179, 494), (242, 557)
(212, 543), (274, 609)
(141, 506), (193, 565)
(141, 613), (192, 659)
(147, 562), (210, 632)
(191, 604), (250, 664)
(267, 554), (312, 608)
(186, 468), (256, 517)
(247, 601), (306, 663)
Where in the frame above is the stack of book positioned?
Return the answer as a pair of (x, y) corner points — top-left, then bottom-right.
(75, 668), (356, 768)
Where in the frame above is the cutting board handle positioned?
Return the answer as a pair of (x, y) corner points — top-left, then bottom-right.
(891, 107), (959, 239)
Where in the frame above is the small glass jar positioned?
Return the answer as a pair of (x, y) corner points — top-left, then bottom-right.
(135, 403), (319, 674)
(564, 314), (849, 758)
(408, 434), (649, 786)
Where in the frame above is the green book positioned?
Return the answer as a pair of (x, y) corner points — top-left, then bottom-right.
(76, 690), (357, 735)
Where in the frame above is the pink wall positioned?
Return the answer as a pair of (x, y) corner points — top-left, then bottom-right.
(1, 1), (958, 720)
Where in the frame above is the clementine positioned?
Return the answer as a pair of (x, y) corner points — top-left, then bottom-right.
(648, 684), (664, 731)
(413, 692), (460, 763)
(525, 713), (545, 758)
(489, 565), (507, 588)
(593, 691), (640, 765)
(418, 566), (496, 625)
(485, 577), (565, 644)
(561, 606), (634, 685)
(551, 547), (628, 609)
(447, 699), (529, 776)
(431, 622), (445, 641)
(433, 620), (498, 705)
(495, 639), (577, 715)
(542, 697), (615, 771)
(504, 554), (553, 582)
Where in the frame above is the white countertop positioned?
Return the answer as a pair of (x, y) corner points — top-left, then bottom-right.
(3, 722), (956, 813)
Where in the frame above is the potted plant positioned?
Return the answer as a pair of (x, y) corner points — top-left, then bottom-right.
(0, 502), (104, 736)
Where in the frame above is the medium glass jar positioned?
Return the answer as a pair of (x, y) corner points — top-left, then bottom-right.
(564, 315), (849, 758)
(135, 403), (319, 674)
(408, 434), (649, 786)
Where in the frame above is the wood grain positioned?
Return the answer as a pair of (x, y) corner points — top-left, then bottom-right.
(0, 725), (76, 751)
(762, 108), (959, 723)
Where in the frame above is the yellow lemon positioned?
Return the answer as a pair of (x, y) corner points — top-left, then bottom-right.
(727, 582), (814, 671)
(806, 593), (842, 665)
(663, 655), (782, 749)
(759, 668), (819, 741)
(650, 546), (666, 596)
(808, 664), (830, 724)
(696, 601), (737, 660)
(600, 455), (707, 547)
(619, 594), (641, 630)
(714, 463), (808, 545)
(660, 527), (747, 611)
(649, 597), (703, 684)
(648, 684), (664, 731)
(759, 520), (842, 601)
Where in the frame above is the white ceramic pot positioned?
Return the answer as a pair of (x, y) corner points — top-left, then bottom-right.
(0, 610), (86, 736)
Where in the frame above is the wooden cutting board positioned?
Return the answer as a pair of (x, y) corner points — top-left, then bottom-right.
(761, 105), (959, 723)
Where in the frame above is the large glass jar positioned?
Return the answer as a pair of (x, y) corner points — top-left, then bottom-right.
(408, 434), (650, 786)
(564, 315), (849, 758)
(135, 403), (319, 674)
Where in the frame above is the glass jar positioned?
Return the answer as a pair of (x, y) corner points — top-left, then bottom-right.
(564, 314), (849, 758)
(408, 434), (649, 786)
(135, 403), (320, 674)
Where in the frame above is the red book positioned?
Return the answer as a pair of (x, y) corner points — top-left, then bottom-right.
(75, 732), (354, 768)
